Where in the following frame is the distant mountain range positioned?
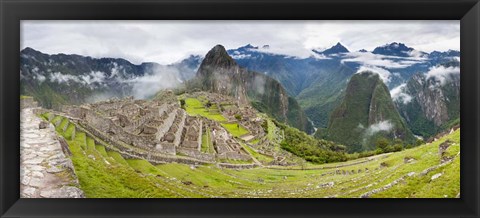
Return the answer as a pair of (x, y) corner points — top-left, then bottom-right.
(226, 42), (459, 129)
(20, 47), (201, 108)
(20, 42), (460, 148)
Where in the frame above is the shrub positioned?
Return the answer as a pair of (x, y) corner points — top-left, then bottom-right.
(179, 99), (186, 109)
(376, 137), (390, 151)
(415, 138), (424, 147)
(205, 101), (212, 108)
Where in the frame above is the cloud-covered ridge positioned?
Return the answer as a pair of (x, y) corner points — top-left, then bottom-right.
(356, 65), (392, 84)
(425, 65), (460, 86)
(390, 83), (413, 104)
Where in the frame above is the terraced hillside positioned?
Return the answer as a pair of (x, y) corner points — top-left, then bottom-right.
(41, 112), (460, 198)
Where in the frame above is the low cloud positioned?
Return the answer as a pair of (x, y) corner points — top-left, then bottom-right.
(125, 65), (183, 99)
(45, 63), (185, 100)
(85, 92), (121, 103)
(341, 51), (425, 69)
(252, 74), (266, 95)
(80, 71), (107, 85)
(425, 65), (460, 86)
(34, 73), (46, 83)
(365, 120), (394, 136)
(356, 65), (392, 84)
(109, 62), (125, 78)
(49, 72), (82, 84)
(390, 83), (413, 104)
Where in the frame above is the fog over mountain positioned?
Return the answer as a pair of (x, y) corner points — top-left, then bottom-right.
(22, 20), (459, 65)
(21, 20), (459, 139)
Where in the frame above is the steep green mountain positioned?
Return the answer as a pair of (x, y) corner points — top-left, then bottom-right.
(393, 61), (460, 138)
(228, 43), (459, 128)
(229, 44), (356, 127)
(320, 72), (415, 152)
(196, 45), (314, 134)
(20, 47), (200, 109)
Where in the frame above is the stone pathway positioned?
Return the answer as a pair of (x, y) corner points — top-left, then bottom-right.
(20, 108), (84, 198)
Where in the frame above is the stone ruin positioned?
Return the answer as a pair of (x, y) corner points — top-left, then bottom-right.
(60, 93), (254, 167)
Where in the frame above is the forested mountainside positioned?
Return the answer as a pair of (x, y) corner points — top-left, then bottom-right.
(321, 72), (415, 152)
(20, 47), (201, 109)
(195, 45), (314, 133)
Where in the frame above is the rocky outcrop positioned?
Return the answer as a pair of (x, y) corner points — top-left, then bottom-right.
(196, 45), (314, 133)
(20, 108), (84, 198)
(394, 61), (460, 138)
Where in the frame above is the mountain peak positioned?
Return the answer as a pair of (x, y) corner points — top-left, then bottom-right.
(21, 47), (43, 55)
(372, 42), (414, 57)
(201, 45), (237, 69)
(326, 69), (415, 151)
(316, 42), (349, 55)
(236, 44), (259, 51)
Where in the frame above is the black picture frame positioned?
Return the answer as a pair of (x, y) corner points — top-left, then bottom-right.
(1, 0), (479, 217)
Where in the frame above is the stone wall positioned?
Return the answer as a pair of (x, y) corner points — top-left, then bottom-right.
(61, 106), (87, 119)
(20, 108), (84, 198)
(77, 118), (214, 165)
(84, 110), (156, 149)
(173, 110), (186, 147)
(155, 107), (177, 141)
(177, 147), (215, 162)
(156, 143), (176, 155)
(217, 151), (252, 161)
(217, 163), (258, 169)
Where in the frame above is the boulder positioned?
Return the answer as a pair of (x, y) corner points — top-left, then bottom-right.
(39, 121), (49, 129)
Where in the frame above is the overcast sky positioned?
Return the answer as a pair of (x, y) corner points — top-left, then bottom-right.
(21, 20), (459, 65)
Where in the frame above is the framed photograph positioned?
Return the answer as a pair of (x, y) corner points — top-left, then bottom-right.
(1, 0), (479, 217)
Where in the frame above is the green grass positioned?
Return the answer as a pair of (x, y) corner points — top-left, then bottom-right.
(184, 98), (227, 122)
(183, 97), (250, 138)
(95, 144), (108, 157)
(45, 113), (460, 198)
(241, 143), (274, 163)
(266, 119), (277, 141)
(250, 139), (260, 145)
(63, 123), (75, 139)
(86, 137), (96, 151)
(47, 114), (192, 198)
(107, 151), (129, 165)
(221, 123), (249, 137)
(201, 128), (215, 154)
(56, 118), (69, 132)
(20, 95), (33, 99)
(126, 159), (165, 176)
(51, 115), (63, 125)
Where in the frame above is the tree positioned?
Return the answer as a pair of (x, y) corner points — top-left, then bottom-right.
(376, 137), (390, 151)
(179, 99), (186, 109)
(392, 143), (403, 152)
(415, 138), (424, 147)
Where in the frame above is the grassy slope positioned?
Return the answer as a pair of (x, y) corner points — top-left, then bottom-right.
(45, 112), (460, 198)
(183, 97), (249, 137)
